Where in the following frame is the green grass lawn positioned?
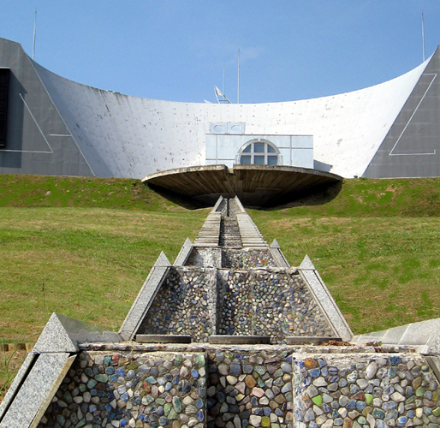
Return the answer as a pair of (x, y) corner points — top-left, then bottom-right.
(1, 174), (440, 343)
(0, 206), (208, 343)
(250, 215), (440, 333)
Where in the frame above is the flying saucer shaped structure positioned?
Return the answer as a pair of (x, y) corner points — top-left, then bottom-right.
(143, 165), (342, 207)
(0, 36), (440, 201)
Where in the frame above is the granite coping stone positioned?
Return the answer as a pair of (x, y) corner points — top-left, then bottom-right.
(173, 237), (193, 266)
(119, 264), (169, 340)
(352, 318), (440, 354)
(77, 342), (415, 354)
(300, 269), (353, 342)
(34, 313), (121, 354)
(119, 251), (172, 340)
(0, 353), (75, 428)
(269, 239), (290, 267)
(212, 195), (225, 212)
(0, 351), (37, 421)
(299, 254), (315, 270)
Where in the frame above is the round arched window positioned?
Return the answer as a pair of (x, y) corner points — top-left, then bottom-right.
(239, 140), (279, 165)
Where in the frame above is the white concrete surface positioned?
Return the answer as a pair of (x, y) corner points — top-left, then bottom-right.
(31, 53), (430, 179)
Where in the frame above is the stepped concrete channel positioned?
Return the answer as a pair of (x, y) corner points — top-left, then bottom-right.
(2, 196), (440, 428)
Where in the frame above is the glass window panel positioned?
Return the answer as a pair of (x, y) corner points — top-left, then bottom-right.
(254, 143), (264, 153)
(268, 156), (278, 165)
(243, 145), (251, 153)
(254, 156), (264, 165)
(240, 156), (251, 164)
(267, 145), (275, 153)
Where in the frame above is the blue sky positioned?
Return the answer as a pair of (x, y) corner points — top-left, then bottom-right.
(1, 1), (439, 104)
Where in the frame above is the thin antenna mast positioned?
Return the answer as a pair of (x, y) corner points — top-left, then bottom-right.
(237, 47), (240, 104)
(223, 64), (225, 95)
(422, 10), (426, 62)
(33, 9), (37, 60)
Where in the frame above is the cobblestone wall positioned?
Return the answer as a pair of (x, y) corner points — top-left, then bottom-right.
(217, 269), (334, 343)
(139, 267), (217, 342)
(38, 352), (207, 428)
(217, 271), (253, 335)
(222, 250), (277, 269)
(186, 249), (222, 268)
(251, 271), (333, 341)
(185, 249), (276, 269)
(292, 353), (440, 428)
(36, 348), (440, 428)
(206, 349), (294, 428)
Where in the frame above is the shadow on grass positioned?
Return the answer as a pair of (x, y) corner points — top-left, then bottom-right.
(262, 181), (343, 211)
(147, 184), (209, 210)
(148, 181), (343, 211)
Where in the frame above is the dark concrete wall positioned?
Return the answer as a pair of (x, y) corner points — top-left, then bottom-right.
(364, 47), (440, 178)
(0, 38), (93, 176)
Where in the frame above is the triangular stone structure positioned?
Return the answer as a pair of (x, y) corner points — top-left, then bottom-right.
(119, 251), (172, 341)
(173, 237), (193, 266)
(33, 313), (81, 353)
(269, 239), (290, 267)
(299, 254), (316, 270)
(0, 315), (121, 427)
(297, 254), (353, 342)
(0, 353), (76, 428)
(124, 197), (352, 343)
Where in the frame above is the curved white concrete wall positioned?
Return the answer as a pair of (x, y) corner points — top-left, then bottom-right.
(31, 54), (429, 179)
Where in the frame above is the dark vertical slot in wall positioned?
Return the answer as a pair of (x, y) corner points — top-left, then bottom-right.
(0, 68), (10, 148)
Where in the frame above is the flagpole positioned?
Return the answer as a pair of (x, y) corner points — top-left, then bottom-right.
(422, 11), (425, 62)
(237, 47), (240, 104)
(223, 64), (225, 96)
(33, 9), (37, 60)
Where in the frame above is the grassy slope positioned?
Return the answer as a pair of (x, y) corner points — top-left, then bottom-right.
(250, 178), (440, 333)
(0, 175), (209, 343)
(0, 174), (439, 342)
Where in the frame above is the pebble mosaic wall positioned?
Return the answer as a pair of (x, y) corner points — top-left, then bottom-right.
(185, 249), (276, 269)
(217, 269), (334, 343)
(217, 271), (253, 336)
(137, 265), (334, 345)
(206, 349), (294, 428)
(251, 270), (333, 342)
(186, 249), (222, 268)
(36, 347), (440, 428)
(222, 250), (277, 269)
(38, 352), (207, 428)
(139, 267), (217, 343)
(292, 353), (440, 428)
